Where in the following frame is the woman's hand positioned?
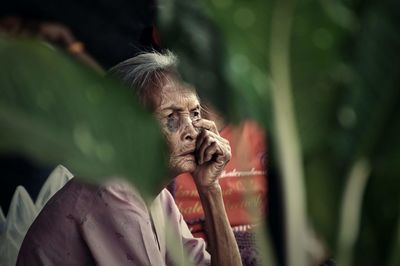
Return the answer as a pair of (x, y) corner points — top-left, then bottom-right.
(191, 119), (231, 189)
(191, 119), (242, 266)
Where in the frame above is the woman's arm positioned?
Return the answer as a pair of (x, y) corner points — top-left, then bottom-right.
(192, 119), (242, 266)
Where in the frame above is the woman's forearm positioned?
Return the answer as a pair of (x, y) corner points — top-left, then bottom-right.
(197, 184), (242, 266)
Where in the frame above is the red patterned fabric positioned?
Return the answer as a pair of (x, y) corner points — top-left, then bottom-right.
(174, 121), (268, 240)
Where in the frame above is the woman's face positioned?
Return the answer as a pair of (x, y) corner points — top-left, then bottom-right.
(153, 78), (201, 175)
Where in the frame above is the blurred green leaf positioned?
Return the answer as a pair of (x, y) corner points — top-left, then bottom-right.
(157, 0), (273, 127)
(0, 38), (168, 197)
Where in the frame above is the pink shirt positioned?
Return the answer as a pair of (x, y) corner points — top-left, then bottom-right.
(16, 178), (210, 265)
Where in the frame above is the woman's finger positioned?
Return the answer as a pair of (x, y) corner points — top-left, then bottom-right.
(197, 136), (216, 165)
(193, 119), (219, 134)
(203, 142), (218, 163)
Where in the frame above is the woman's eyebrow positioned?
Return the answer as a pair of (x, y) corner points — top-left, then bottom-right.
(160, 104), (200, 113)
(160, 105), (184, 112)
(190, 105), (200, 112)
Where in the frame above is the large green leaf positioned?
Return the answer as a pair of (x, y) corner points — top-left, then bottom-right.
(0, 38), (168, 197)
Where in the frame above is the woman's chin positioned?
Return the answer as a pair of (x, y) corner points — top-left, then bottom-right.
(170, 156), (197, 175)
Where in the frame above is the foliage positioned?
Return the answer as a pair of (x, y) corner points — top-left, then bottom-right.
(158, 0), (400, 265)
(0, 38), (168, 197)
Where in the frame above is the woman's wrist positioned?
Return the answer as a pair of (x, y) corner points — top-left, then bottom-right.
(195, 181), (222, 196)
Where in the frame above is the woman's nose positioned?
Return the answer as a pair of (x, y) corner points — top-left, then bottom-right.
(181, 118), (198, 143)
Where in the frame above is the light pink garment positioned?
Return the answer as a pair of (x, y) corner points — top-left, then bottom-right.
(16, 178), (210, 266)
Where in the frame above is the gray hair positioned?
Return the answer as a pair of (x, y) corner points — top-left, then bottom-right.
(109, 51), (179, 109)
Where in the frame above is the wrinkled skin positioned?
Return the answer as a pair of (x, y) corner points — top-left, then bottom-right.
(154, 77), (231, 187)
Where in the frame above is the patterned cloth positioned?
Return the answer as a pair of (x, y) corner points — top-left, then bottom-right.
(234, 231), (261, 266)
(172, 121), (268, 265)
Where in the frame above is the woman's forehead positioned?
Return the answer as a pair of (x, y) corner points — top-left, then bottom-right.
(157, 80), (200, 109)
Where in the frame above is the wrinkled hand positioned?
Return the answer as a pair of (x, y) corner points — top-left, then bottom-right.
(192, 119), (231, 188)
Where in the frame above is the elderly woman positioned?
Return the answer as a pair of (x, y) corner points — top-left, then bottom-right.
(16, 52), (242, 266)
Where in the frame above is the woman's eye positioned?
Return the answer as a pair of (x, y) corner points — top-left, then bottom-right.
(167, 112), (177, 120)
(191, 111), (201, 121)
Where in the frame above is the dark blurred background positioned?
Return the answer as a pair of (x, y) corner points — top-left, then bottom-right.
(1, 0), (157, 69)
